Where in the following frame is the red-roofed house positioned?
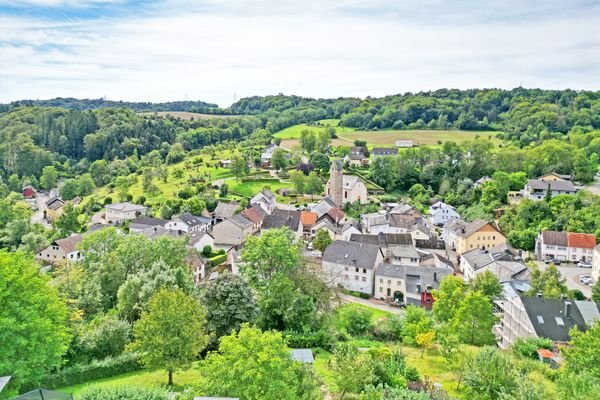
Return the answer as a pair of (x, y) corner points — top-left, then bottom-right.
(300, 211), (318, 240)
(536, 230), (597, 262)
(22, 185), (37, 199)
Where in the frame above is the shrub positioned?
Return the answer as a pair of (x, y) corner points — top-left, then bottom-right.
(370, 315), (403, 342)
(79, 386), (169, 400)
(512, 337), (553, 359)
(103, 197), (113, 205)
(337, 305), (372, 337)
(209, 254), (227, 266)
(282, 330), (336, 351)
(41, 353), (141, 389)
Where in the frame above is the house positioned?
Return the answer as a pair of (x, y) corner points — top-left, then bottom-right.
(260, 143), (279, 168)
(310, 219), (338, 240)
(250, 189), (276, 215)
(344, 147), (369, 167)
(495, 290), (600, 348)
(36, 234), (83, 264)
(593, 245), (600, 280)
(187, 250), (208, 286)
(371, 148), (398, 158)
(300, 211), (318, 240)
(139, 226), (179, 240)
(44, 197), (65, 221)
(311, 197), (337, 219)
(241, 204), (267, 233)
(337, 220), (362, 241)
(129, 216), (167, 233)
(535, 231), (597, 263)
(212, 214), (254, 246)
(443, 218), (506, 254)
(188, 231), (215, 252)
(538, 172), (572, 181)
(523, 179), (576, 201)
(374, 263), (451, 307)
(322, 240), (384, 295)
(165, 213), (211, 234)
(389, 203), (420, 217)
(429, 201), (460, 226)
(395, 140), (414, 148)
(105, 202), (147, 223)
(474, 176), (492, 188)
(326, 160), (368, 206)
(218, 159), (231, 168)
(360, 212), (389, 234)
(262, 209), (303, 237)
(389, 245), (421, 266)
(22, 185), (37, 199)
(460, 246), (529, 281)
(213, 201), (239, 223)
(349, 232), (413, 260)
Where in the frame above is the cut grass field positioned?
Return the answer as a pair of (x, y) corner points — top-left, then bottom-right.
(227, 178), (292, 198)
(337, 129), (500, 147)
(273, 119), (356, 139)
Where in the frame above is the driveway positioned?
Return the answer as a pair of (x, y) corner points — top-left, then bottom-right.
(537, 261), (594, 298)
(584, 176), (600, 195)
(339, 293), (405, 316)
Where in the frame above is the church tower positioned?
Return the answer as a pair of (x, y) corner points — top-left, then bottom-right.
(328, 159), (343, 207)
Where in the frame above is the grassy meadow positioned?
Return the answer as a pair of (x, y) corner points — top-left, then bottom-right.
(337, 129), (500, 147)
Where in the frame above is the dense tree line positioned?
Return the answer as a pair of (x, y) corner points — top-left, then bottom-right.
(2, 98), (220, 113)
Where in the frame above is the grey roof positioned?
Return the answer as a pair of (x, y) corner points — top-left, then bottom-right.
(540, 231), (568, 247)
(415, 238), (446, 250)
(372, 147), (398, 156)
(322, 240), (382, 269)
(349, 233), (412, 247)
(291, 349), (315, 363)
(575, 300), (600, 326)
(347, 153), (367, 160)
(214, 202), (239, 219)
(527, 179), (576, 192)
(262, 209), (301, 231)
(389, 203), (418, 215)
(342, 219), (362, 233)
(229, 214), (253, 229)
(130, 216), (166, 229)
(311, 198), (335, 218)
(389, 214), (418, 229)
(46, 196), (65, 210)
(521, 297), (594, 342)
(0, 376), (10, 393)
(391, 245), (420, 259)
(106, 202), (146, 212)
(446, 219), (499, 239)
(54, 234), (83, 253)
(375, 263), (451, 293)
(188, 231), (214, 246)
(140, 226), (180, 239)
(176, 212), (211, 227)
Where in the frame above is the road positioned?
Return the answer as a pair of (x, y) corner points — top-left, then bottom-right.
(537, 261), (594, 298)
(339, 293), (405, 316)
(30, 192), (51, 228)
(583, 175), (600, 195)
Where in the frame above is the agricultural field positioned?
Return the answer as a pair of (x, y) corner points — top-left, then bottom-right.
(337, 129), (500, 147)
(139, 111), (237, 120)
(273, 119), (355, 139)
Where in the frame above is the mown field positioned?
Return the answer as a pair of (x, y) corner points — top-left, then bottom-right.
(273, 119), (355, 139)
(337, 129), (500, 147)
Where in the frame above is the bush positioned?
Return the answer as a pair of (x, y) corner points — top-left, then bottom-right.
(282, 330), (336, 351)
(370, 316), (403, 342)
(79, 386), (168, 400)
(209, 254), (227, 266)
(512, 337), (553, 359)
(103, 197), (113, 205)
(41, 353), (142, 389)
(337, 305), (373, 337)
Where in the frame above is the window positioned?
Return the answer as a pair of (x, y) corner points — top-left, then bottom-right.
(361, 277), (366, 282)
(555, 317), (565, 327)
(379, 287), (383, 292)
(355, 276), (359, 280)
(363, 268), (366, 273)
(397, 280), (401, 286)
(380, 278), (383, 283)
(388, 280), (391, 284)
(536, 316), (544, 324)
(344, 191), (348, 199)
(355, 267), (359, 272)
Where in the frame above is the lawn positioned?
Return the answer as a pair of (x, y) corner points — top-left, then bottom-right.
(226, 178), (292, 198)
(338, 302), (393, 322)
(337, 129), (500, 147)
(273, 119), (355, 139)
(57, 364), (204, 396)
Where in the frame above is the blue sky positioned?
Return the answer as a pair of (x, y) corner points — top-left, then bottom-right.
(1, 0), (599, 106)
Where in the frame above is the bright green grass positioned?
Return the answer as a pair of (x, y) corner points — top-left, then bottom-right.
(337, 302), (393, 322)
(226, 179), (292, 198)
(57, 364), (205, 396)
(337, 129), (500, 147)
(273, 121), (355, 139)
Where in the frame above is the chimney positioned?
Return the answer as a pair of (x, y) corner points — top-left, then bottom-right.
(565, 301), (572, 319)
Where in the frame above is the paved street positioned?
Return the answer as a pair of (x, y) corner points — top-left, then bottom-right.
(537, 261), (594, 298)
(29, 192), (51, 228)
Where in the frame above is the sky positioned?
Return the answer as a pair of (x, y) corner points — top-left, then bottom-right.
(1, 0), (599, 107)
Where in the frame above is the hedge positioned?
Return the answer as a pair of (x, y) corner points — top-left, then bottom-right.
(282, 330), (336, 351)
(343, 289), (371, 299)
(209, 254), (227, 266)
(41, 353), (142, 389)
(240, 177), (280, 182)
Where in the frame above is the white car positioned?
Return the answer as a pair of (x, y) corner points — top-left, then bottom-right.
(307, 242), (313, 250)
(578, 261), (593, 268)
(579, 275), (592, 285)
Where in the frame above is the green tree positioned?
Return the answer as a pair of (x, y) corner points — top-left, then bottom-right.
(464, 347), (517, 400)
(312, 228), (332, 253)
(77, 173), (96, 196)
(592, 279), (600, 302)
(115, 176), (130, 201)
(451, 291), (497, 346)
(299, 129), (316, 153)
(402, 305), (433, 345)
(89, 160), (110, 186)
(562, 321), (600, 379)
(0, 251), (70, 397)
(526, 264), (571, 299)
(202, 273), (259, 339)
(432, 275), (467, 323)
(53, 202), (82, 237)
(315, 129), (331, 152)
(230, 154), (249, 181)
(305, 171), (323, 200)
(40, 165), (58, 190)
(79, 386), (169, 400)
(332, 343), (375, 399)
(132, 288), (208, 386)
(289, 170), (306, 196)
(271, 148), (287, 171)
(60, 178), (79, 200)
(201, 325), (320, 400)
(470, 271), (503, 299)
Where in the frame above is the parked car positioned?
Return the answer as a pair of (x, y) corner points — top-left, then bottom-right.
(578, 261), (593, 268)
(544, 258), (561, 265)
(307, 242), (313, 250)
(579, 275), (592, 285)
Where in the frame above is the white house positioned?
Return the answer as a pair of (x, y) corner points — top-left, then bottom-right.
(523, 179), (576, 201)
(212, 214), (254, 246)
(535, 231), (596, 263)
(261, 144), (279, 167)
(188, 231), (215, 252)
(322, 240), (383, 295)
(337, 220), (362, 241)
(250, 189), (276, 215)
(326, 161), (368, 205)
(395, 140), (414, 148)
(165, 213), (211, 234)
(360, 212), (389, 234)
(129, 216), (167, 233)
(460, 246), (528, 281)
(592, 245), (600, 280)
(429, 201), (460, 226)
(105, 202), (147, 223)
(36, 234), (83, 264)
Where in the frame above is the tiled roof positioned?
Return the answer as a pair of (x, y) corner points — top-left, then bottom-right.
(326, 207), (345, 223)
(527, 179), (576, 192)
(300, 211), (317, 226)
(241, 204), (267, 224)
(540, 231), (568, 246)
(521, 297), (592, 342)
(229, 214), (253, 229)
(46, 197), (65, 210)
(567, 232), (597, 249)
(131, 216), (167, 227)
(262, 209), (301, 231)
(176, 212), (211, 227)
(54, 234), (83, 253)
(349, 233), (412, 247)
(214, 202), (239, 219)
(389, 214), (418, 229)
(106, 202), (146, 212)
(371, 147), (398, 156)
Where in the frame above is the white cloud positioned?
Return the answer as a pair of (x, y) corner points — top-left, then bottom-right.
(0, 0), (599, 106)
